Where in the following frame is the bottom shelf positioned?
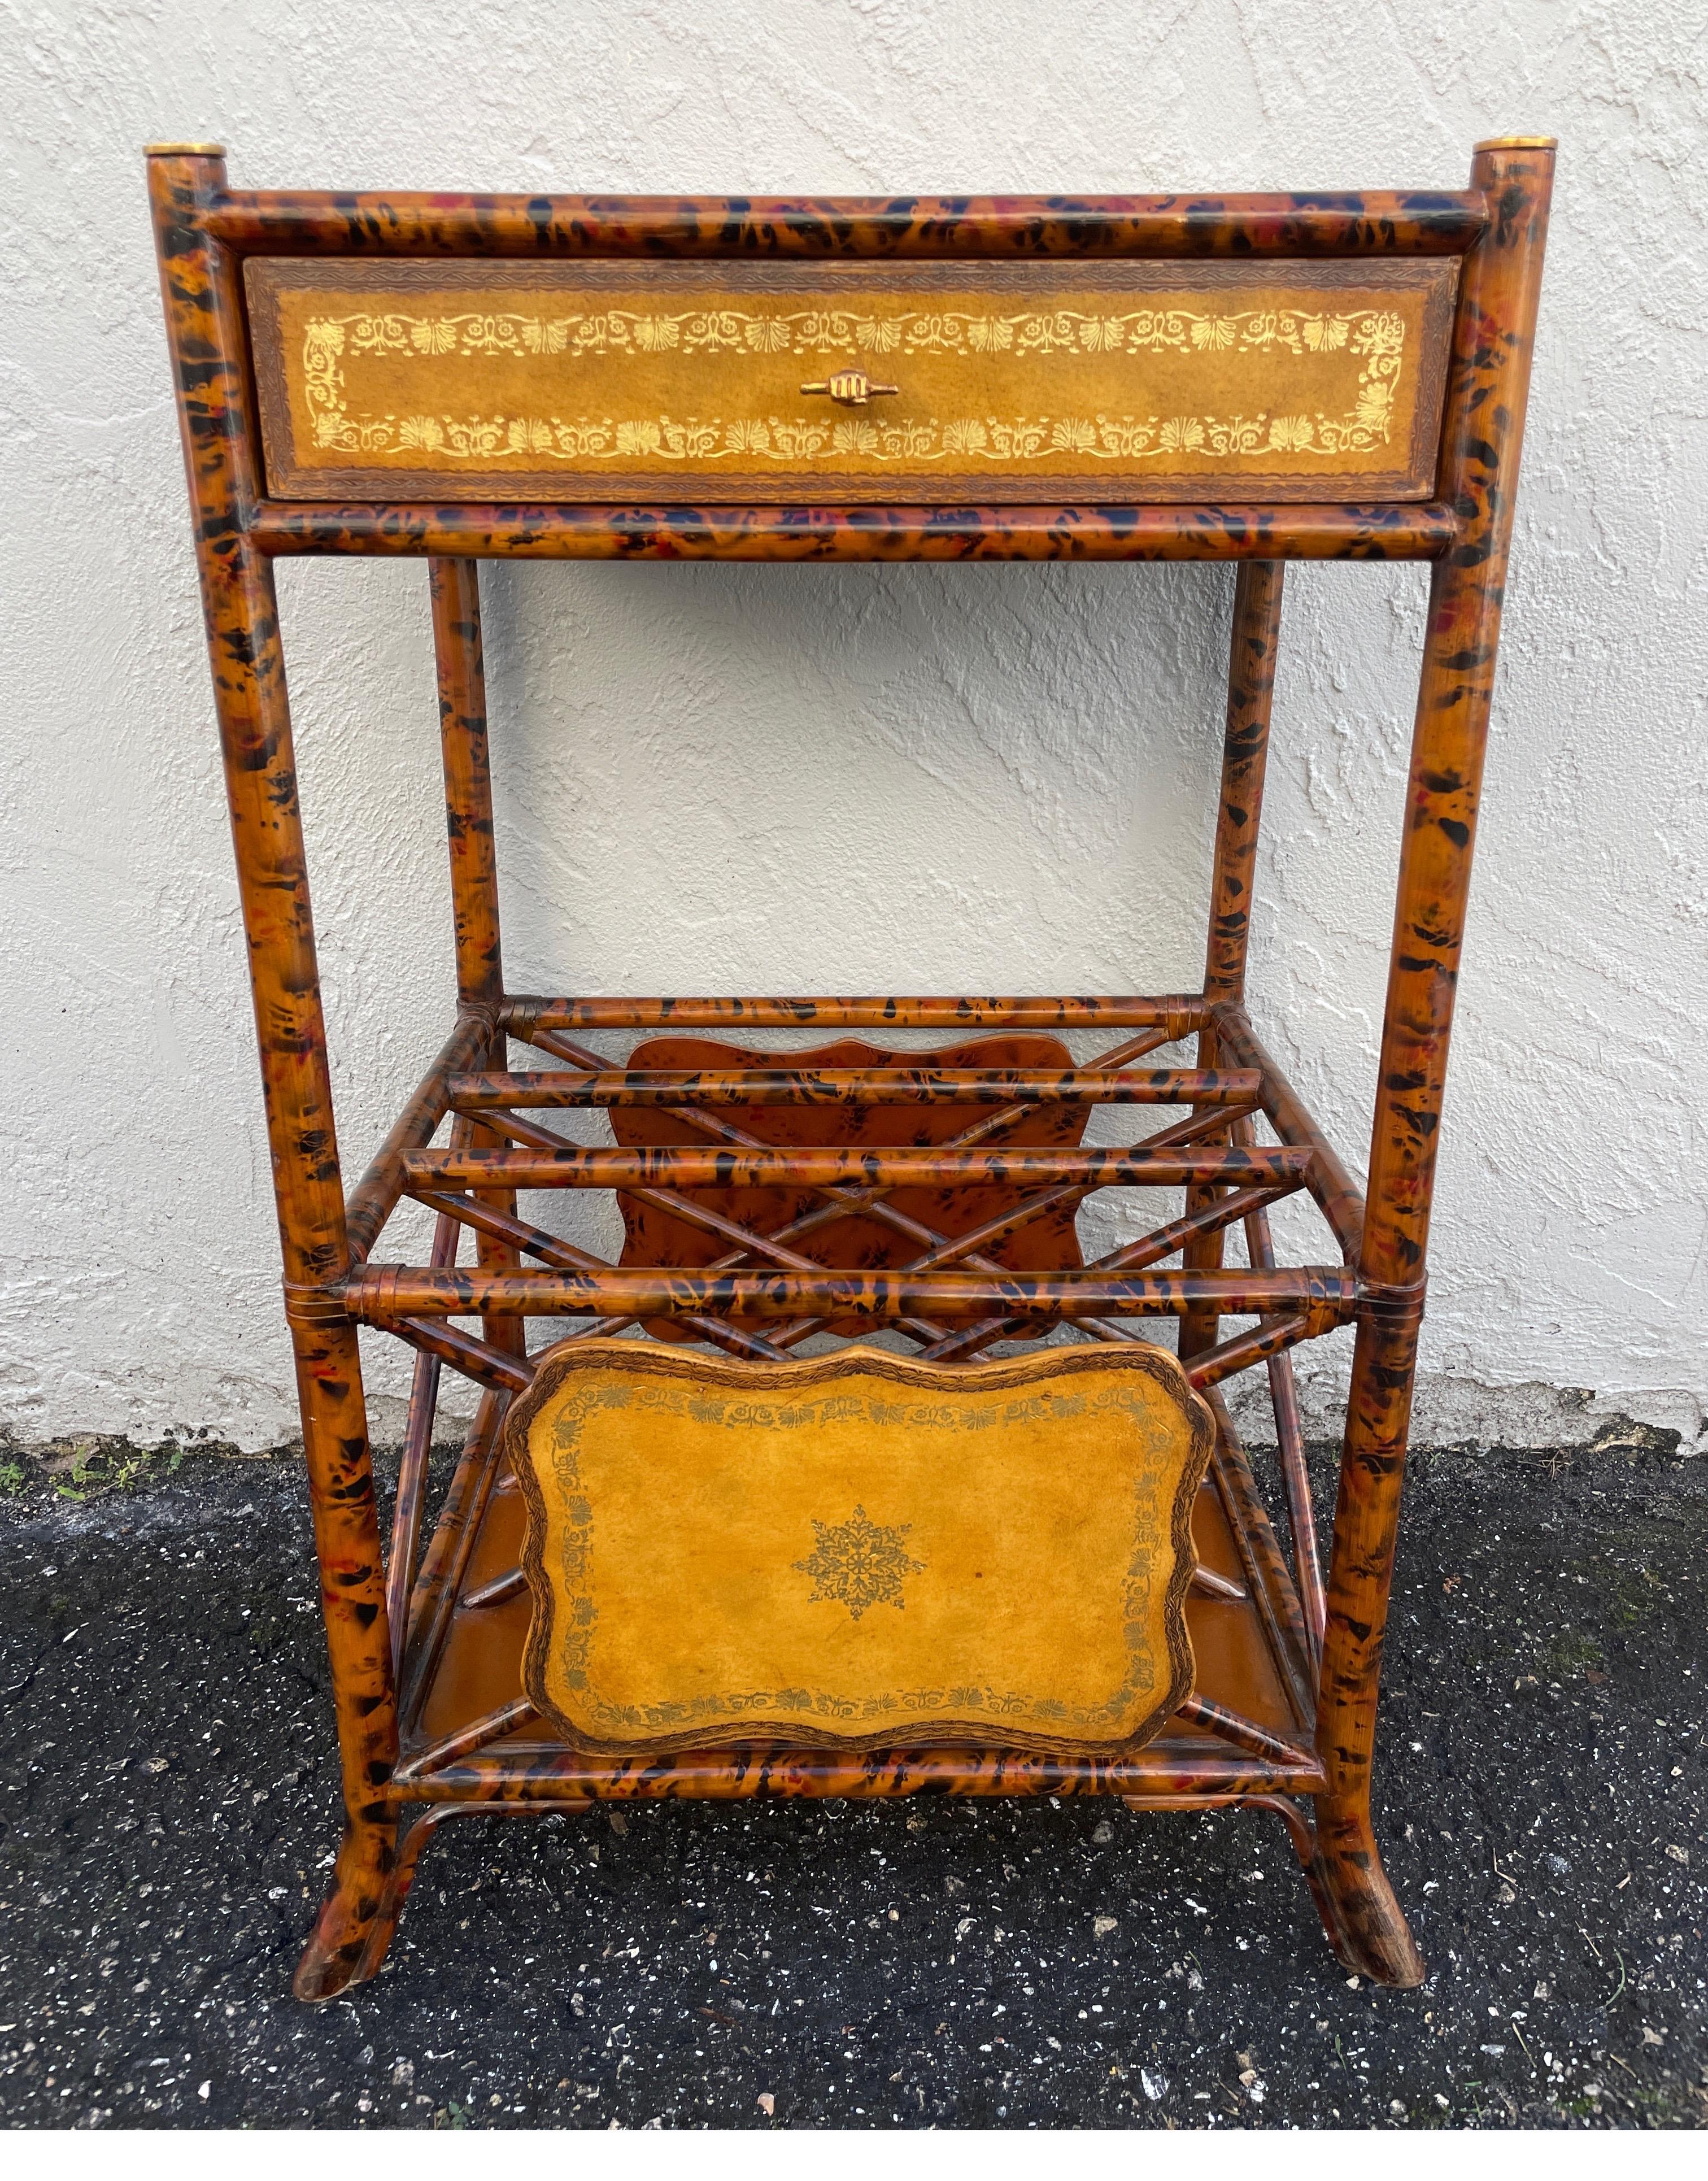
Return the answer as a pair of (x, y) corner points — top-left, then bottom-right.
(389, 1404), (1324, 1805)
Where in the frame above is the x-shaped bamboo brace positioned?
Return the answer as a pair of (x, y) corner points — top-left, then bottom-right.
(515, 1020), (1178, 1347)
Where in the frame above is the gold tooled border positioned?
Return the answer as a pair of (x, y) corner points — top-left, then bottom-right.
(504, 1338), (1214, 1760)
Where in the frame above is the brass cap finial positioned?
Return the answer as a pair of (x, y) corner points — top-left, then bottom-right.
(1473, 134), (1558, 151)
(143, 140), (226, 158)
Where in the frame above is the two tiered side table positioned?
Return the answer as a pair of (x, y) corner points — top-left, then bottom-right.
(149, 138), (1553, 2001)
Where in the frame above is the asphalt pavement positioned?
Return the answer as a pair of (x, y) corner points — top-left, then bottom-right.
(0, 1417), (1702, 2130)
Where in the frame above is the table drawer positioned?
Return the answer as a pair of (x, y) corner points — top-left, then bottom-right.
(248, 257), (1456, 506)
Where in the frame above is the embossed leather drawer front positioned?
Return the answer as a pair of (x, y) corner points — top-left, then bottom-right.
(247, 258), (1456, 505)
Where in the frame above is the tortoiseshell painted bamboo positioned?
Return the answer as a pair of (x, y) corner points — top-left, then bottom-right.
(1126, 1789), (1317, 1875)
(396, 1392), (507, 1730)
(1314, 138), (1555, 1989)
(385, 1195), (461, 1674)
(450, 1065), (1257, 1109)
(432, 560), (503, 1011)
(390, 1314), (534, 1395)
(394, 1740), (1324, 1805)
(1364, 150), (1553, 1287)
(912, 1177), (1283, 1364)
(148, 146), (402, 2005)
(1175, 1696), (1313, 1771)
(406, 1699), (542, 1779)
(1204, 563), (1286, 1005)
(491, 1049), (1161, 1359)
(428, 564), (529, 1362)
(206, 187), (1484, 259)
(420, 1110), (830, 1356)
(350, 1805), (550, 1989)
(897, 1101), (1267, 1360)
(345, 1263), (1356, 1322)
(1231, 1115), (1328, 1663)
(467, 1064), (531, 1361)
(411, 1189), (609, 1278)
(344, 1012), (489, 1261)
(1209, 591), (1333, 1663)
(616, 1176), (1009, 1292)
(1210, 1002), (1366, 1264)
(574, 1037), (1204, 1357)
(251, 501), (1459, 567)
(339, 1722), (1326, 1983)
(1201, 1388), (1314, 1726)
(355, 1770), (1338, 1982)
(1183, 1311), (1324, 1392)
(388, 1348), (441, 1678)
(512, 993), (1204, 1033)
(404, 1303), (786, 1384)
(403, 1140), (1308, 1189)
(413, 1176), (1296, 1337)
(408, 1305), (1334, 1390)
(1179, 558), (1286, 1361)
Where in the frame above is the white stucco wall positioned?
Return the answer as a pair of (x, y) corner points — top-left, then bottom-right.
(3, 0), (1704, 1452)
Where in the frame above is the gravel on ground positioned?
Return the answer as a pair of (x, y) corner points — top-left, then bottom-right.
(0, 1420), (1703, 2130)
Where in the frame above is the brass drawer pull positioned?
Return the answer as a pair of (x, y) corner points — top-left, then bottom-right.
(799, 365), (900, 407)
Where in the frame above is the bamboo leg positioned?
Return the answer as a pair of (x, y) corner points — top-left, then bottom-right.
(1180, 560), (1285, 1364)
(289, 1318), (400, 2002)
(150, 147), (400, 2004)
(432, 558), (503, 1013)
(431, 559), (528, 1364)
(1204, 561), (1285, 1012)
(1313, 138), (1554, 1987)
(1313, 1304), (1427, 1985)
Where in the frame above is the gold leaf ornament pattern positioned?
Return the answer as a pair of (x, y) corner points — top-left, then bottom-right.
(794, 1504), (926, 1622)
(1050, 416), (1099, 454)
(529, 1375), (1177, 1738)
(298, 302), (1409, 469)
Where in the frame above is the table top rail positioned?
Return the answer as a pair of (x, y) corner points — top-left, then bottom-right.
(203, 186), (1488, 259)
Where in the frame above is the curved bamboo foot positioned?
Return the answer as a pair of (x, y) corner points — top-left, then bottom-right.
(1308, 1795), (1425, 1987)
(294, 1804), (570, 2002)
(293, 1816), (400, 2003)
(1224, 1793), (1363, 1979)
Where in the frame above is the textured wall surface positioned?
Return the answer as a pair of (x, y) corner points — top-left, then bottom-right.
(3, 0), (1705, 1451)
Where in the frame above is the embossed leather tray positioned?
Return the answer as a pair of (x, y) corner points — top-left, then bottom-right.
(505, 1339), (1214, 1757)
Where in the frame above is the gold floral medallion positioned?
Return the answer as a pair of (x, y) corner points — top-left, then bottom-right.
(794, 1505), (926, 1622)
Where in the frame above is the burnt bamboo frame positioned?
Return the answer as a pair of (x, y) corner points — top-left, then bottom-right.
(148, 140), (1554, 2003)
